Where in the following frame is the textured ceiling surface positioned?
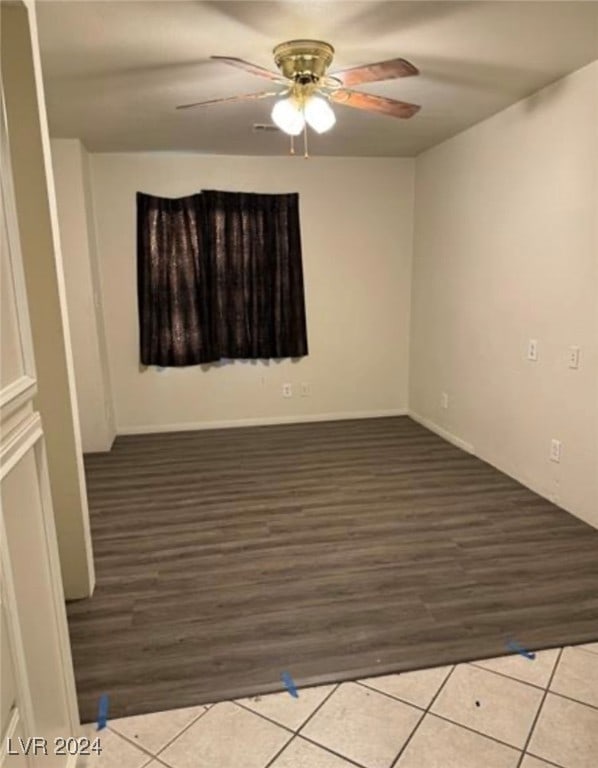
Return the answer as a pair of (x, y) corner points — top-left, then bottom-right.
(37, 1), (598, 157)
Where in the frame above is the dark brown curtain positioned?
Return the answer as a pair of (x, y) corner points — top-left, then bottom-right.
(137, 190), (308, 365)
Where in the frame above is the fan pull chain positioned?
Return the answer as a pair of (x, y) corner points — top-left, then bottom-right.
(303, 121), (309, 159)
(290, 134), (295, 155)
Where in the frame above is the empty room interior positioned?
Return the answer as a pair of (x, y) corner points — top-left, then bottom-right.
(1, 1), (598, 767)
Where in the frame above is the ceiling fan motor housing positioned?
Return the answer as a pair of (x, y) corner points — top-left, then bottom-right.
(273, 40), (335, 84)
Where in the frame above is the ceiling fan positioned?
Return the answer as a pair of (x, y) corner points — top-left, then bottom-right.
(176, 40), (420, 143)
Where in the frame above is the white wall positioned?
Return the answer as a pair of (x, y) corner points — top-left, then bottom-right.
(90, 154), (415, 432)
(410, 61), (598, 528)
(51, 138), (115, 452)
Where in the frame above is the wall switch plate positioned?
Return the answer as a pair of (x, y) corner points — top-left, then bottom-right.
(568, 346), (580, 369)
(550, 438), (562, 463)
(527, 339), (538, 361)
(441, 392), (449, 409)
(282, 383), (292, 398)
(300, 382), (310, 397)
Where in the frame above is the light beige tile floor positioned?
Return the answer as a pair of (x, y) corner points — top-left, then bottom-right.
(300, 682), (422, 768)
(360, 664), (453, 708)
(526, 692), (598, 768)
(519, 757), (558, 768)
(109, 704), (206, 754)
(471, 648), (560, 689)
(549, 647), (598, 708)
(77, 643), (598, 768)
(235, 684), (336, 731)
(396, 713), (520, 768)
(430, 662), (544, 748)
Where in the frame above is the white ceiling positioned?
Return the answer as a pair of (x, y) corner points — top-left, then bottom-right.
(37, 1), (598, 157)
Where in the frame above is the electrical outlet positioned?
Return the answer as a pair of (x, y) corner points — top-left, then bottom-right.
(550, 439), (562, 463)
(282, 383), (292, 398)
(527, 339), (538, 361)
(300, 382), (310, 397)
(568, 346), (580, 369)
(441, 392), (449, 409)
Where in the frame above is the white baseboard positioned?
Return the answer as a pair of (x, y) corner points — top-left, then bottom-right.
(118, 408), (409, 435)
(408, 410), (475, 454)
(82, 435), (115, 454)
(409, 410), (598, 530)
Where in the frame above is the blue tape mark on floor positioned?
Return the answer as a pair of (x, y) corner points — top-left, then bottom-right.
(506, 639), (536, 660)
(97, 694), (109, 730)
(281, 671), (299, 698)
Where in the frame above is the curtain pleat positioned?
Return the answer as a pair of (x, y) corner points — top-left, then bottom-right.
(137, 189), (308, 365)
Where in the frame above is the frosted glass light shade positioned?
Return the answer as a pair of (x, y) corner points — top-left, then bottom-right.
(304, 96), (336, 133)
(271, 98), (305, 135)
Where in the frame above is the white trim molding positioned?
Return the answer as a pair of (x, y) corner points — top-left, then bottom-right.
(0, 530), (36, 746)
(0, 375), (36, 424)
(118, 408), (409, 435)
(0, 412), (43, 480)
(408, 410), (475, 455)
(0, 81), (37, 407)
(116, 408), (408, 435)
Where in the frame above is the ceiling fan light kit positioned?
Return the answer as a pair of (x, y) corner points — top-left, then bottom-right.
(270, 40), (339, 137)
(303, 96), (336, 134)
(272, 93), (336, 136)
(176, 39), (421, 155)
(271, 97), (305, 135)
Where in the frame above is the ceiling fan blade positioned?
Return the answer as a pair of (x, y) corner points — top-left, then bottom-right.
(331, 58), (419, 87)
(329, 89), (420, 119)
(176, 91), (277, 110)
(211, 56), (282, 82)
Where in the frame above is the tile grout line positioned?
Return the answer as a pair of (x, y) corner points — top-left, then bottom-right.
(141, 756), (172, 768)
(232, 701), (296, 736)
(467, 660), (551, 691)
(259, 730), (295, 768)
(239, 673), (537, 761)
(357, 651), (598, 731)
(522, 754), (567, 768)
(294, 682), (341, 733)
(355, 656), (586, 745)
(469, 643), (598, 702)
(547, 688), (598, 713)
(515, 647), (564, 768)
(232, 680), (342, 739)
(389, 663), (457, 767)
(354, 680), (427, 712)
(239, 660), (597, 766)
(297, 733), (370, 768)
(154, 704), (214, 756)
(261, 683), (346, 768)
(422, 710), (529, 754)
(569, 642), (598, 656)
(109, 704), (212, 762)
(105, 726), (157, 761)
(385, 661), (558, 762)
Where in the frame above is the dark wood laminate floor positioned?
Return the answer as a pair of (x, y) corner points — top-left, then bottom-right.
(71, 416), (598, 722)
